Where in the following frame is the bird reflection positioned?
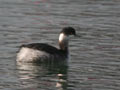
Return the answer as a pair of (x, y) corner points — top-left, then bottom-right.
(16, 60), (68, 90)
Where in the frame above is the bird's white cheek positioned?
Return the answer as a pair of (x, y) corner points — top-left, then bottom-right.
(59, 33), (69, 42)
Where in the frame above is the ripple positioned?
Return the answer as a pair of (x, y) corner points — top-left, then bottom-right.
(0, 0), (120, 90)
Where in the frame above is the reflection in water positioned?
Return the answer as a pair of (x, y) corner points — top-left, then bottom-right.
(1, 0), (120, 89)
(16, 60), (68, 90)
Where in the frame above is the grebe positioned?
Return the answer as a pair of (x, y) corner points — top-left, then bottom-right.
(16, 27), (76, 62)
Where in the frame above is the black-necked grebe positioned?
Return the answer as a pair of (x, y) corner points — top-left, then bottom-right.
(16, 27), (76, 62)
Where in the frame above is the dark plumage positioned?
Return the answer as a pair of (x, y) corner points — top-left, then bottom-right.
(16, 27), (76, 62)
(21, 43), (67, 54)
(61, 27), (76, 36)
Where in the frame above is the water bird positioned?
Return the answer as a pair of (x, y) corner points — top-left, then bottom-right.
(16, 27), (77, 62)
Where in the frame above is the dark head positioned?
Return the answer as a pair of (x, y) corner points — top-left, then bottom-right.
(59, 27), (76, 51)
(60, 27), (76, 36)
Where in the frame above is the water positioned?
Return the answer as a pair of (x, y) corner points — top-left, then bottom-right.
(0, 0), (120, 90)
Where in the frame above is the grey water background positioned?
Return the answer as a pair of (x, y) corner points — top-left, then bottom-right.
(0, 0), (120, 90)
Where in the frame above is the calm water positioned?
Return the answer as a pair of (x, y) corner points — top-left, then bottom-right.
(0, 0), (120, 90)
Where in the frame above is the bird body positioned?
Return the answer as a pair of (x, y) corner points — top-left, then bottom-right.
(16, 27), (76, 62)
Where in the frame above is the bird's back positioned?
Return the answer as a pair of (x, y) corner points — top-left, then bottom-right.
(17, 43), (68, 62)
(21, 43), (60, 54)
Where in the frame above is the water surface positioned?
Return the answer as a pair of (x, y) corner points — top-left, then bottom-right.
(0, 0), (120, 90)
